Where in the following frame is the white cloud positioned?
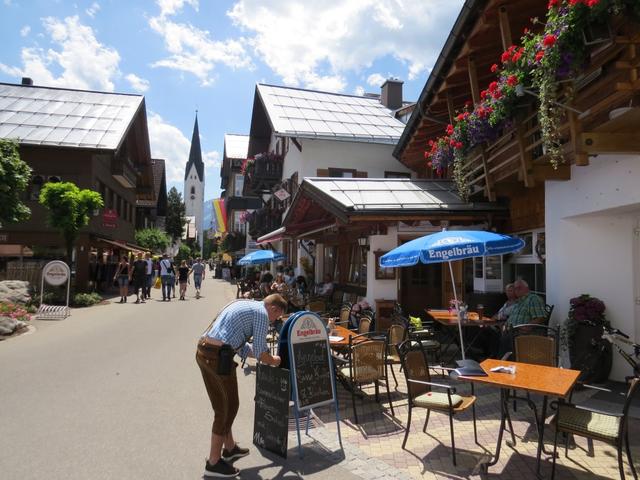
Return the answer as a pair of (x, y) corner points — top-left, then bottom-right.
(86, 2), (100, 18)
(366, 73), (386, 88)
(0, 16), (120, 91)
(148, 112), (219, 186)
(227, 0), (463, 91)
(20, 25), (30, 37)
(125, 73), (150, 92)
(354, 85), (365, 96)
(149, 2), (252, 85)
(157, 0), (199, 18)
(203, 150), (221, 169)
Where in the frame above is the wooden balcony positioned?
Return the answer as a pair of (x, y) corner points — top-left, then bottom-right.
(248, 207), (282, 239)
(243, 154), (283, 195)
(462, 30), (640, 200)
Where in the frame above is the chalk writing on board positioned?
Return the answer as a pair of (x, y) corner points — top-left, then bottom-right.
(292, 340), (333, 408)
(253, 364), (290, 458)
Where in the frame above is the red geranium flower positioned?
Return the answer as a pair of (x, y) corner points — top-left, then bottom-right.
(480, 90), (488, 100)
(490, 63), (498, 73)
(446, 124), (454, 135)
(543, 34), (557, 47)
(507, 75), (518, 87)
(488, 81), (499, 93)
(512, 47), (525, 63)
(548, 0), (559, 8)
(535, 50), (545, 62)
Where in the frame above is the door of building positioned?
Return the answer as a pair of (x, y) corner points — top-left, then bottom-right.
(442, 260), (465, 308)
(400, 262), (442, 317)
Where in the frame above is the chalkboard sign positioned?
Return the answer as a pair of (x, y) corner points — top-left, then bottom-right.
(289, 313), (334, 410)
(253, 364), (290, 458)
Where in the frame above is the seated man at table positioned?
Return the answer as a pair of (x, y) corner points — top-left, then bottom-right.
(492, 283), (517, 323)
(317, 273), (334, 298)
(507, 279), (546, 327)
(496, 279), (546, 357)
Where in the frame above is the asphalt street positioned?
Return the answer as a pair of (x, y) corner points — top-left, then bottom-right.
(0, 278), (359, 480)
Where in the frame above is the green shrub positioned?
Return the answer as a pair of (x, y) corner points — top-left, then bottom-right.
(72, 292), (103, 308)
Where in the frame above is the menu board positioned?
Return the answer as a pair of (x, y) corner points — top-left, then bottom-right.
(289, 313), (334, 410)
(253, 364), (290, 458)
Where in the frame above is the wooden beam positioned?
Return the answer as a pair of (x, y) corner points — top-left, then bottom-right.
(568, 111), (589, 166)
(532, 165), (571, 181)
(446, 93), (456, 124)
(467, 56), (480, 105)
(498, 5), (513, 50)
(516, 124), (535, 187)
(480, 147), (496, 201)
(581, 132), (640, 154)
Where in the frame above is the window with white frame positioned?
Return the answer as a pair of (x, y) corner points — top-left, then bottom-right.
(507, 229), (546, 295)
(234, 174), (244, 197)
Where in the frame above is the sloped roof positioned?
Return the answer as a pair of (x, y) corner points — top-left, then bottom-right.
(285, 177), (506, 224)
(137, 158), (166, 208)
(224, 134), (249, 160)
(256, 83), (406, 145)
(185, 115), (204, 182)
(0, 82), (143, 150)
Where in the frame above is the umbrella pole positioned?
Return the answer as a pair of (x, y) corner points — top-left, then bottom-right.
(448, 261), (466, 360)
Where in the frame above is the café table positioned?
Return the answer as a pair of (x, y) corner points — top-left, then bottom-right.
(328, 324), (359, 349)
(425, 308), (498, 364)
(458, 358), (580, 476)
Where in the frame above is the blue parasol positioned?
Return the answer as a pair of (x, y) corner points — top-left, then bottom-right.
(380, 230), (524, 359)
(237, 249), (285, 266)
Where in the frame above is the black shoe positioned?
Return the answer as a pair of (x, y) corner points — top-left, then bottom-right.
(204, 459), (239, 477)
(135, 299), (140, 304)
(222, 444), (250, 462)
(124, 297), (127, 303)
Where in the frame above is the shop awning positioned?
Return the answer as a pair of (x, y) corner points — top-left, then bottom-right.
(256, 227), (286, 245)
(95, 237), (147, 254)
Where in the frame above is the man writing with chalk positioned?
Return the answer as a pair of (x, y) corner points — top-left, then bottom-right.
(196, 294), (286, 478)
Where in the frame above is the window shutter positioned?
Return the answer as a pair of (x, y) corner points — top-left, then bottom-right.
(355, 171), (368, 178)
(316, 169), (330, 177)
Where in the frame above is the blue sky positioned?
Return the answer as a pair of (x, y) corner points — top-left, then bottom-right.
(0, 0), (464, 201)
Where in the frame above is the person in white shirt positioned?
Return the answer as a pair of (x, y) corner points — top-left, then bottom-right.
(144, 252), (154, 300)
(317, 273), (334, 297)
(159, 254), (175, 301)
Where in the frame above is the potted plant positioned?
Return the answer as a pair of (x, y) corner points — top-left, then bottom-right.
(564, 294), (612, 383)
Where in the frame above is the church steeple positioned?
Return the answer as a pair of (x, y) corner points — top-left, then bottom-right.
(184, 113), (204, 182)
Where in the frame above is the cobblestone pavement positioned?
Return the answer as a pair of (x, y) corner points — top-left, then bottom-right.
(284, 364), (639, 479)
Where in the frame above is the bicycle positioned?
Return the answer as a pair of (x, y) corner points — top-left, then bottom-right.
(577, 323), (639, 384)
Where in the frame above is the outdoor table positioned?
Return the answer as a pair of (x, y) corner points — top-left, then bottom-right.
(458, 359), (580, 475)
(425, 309), (497, 364)
(329, 324), (359, 349)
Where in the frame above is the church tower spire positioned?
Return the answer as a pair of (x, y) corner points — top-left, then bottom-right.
(184, 113), (204, 182)
(184, 112), (205, 251)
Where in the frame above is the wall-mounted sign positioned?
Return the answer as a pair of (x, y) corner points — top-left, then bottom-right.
(42, 260), (70, 286)
(273, 189), (290, 202)
(102, 209), (118, 228)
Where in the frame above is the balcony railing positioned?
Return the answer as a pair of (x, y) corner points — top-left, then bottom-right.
(248, 207), (282, 239)
(243, 153), (283, 195)
(461, 31), (640, 200)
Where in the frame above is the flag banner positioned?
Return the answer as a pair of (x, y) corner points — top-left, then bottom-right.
(213, 198), (227, 234)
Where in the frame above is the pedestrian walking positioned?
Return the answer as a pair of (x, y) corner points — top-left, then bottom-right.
(144, 252), (154, 300)
(113, 256), (130, 303)
(191, 257), (206, 299)
(177, 260), (190, 300)
(196, 294), (286, 478)
(159, 253), (174, 301)
(130, 252), (147, 304)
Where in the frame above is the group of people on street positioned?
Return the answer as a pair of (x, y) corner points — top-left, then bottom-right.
(112, 253), (207, 303)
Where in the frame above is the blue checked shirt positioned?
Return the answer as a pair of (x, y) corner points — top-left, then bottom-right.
(204, 300), (270, 360)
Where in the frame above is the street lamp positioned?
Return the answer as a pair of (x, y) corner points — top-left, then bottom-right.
(357, 236), (369, 251)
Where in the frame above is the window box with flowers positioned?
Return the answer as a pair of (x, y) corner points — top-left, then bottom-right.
(424, 0), (640, 199)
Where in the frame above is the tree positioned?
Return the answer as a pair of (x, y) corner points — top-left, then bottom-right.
(174, 244), (192, 264)
(135, 228), (170, 253)
(0, 139), (32, 226)
(39, 182), (103, 264)
(165, 187), (186, 242)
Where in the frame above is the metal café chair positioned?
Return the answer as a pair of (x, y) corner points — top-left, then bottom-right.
(398, 339), (478, 466)
(386, 323), (407, 389)
(552, 378), (640, 479)
(335, 331), (395, 424)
